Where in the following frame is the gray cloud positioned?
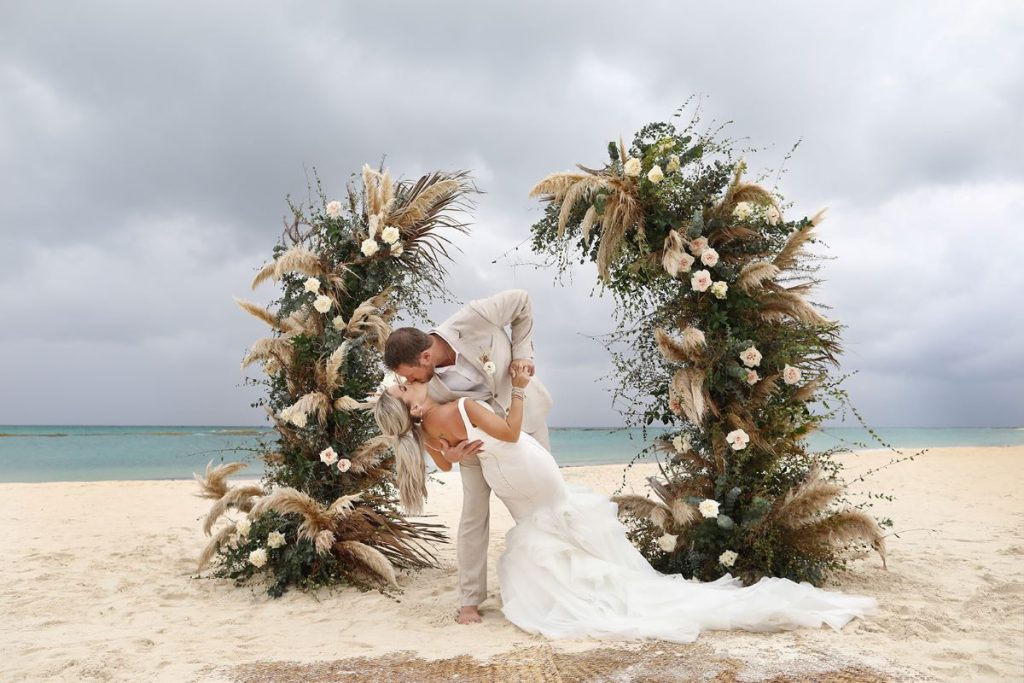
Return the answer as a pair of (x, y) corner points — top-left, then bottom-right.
(1, 1), (1021, 427)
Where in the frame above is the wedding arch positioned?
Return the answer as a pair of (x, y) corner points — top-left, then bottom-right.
(526, 110), (887, 584)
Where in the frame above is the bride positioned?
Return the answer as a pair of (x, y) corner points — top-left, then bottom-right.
(373, 366), (876, 643)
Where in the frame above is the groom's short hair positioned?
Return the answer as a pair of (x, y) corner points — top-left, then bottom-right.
(384, 327), (433, 369)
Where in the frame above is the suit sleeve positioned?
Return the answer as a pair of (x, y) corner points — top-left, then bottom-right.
(468, 289), (535, 360)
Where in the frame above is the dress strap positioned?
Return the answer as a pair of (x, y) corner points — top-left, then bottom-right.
(456, 397), (473, 435)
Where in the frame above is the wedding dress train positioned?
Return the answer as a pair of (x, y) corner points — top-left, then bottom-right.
(456, 398), (877, 642)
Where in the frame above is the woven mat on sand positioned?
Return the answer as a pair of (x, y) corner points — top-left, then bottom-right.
(219, 641), (895, 683)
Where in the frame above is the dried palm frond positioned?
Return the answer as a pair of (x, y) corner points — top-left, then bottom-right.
(580, 205), (599, 241)
(771, 467), (843, 530)
(250, 487), (335, 545)
(350, 436), (393, 473)
(233, 298), (293, 333)
(789, 509), (887, 568)
(197, 524), (236, 571)
(669, 367), (706, 428)
(194, 461), (249, 500)
(389, 179), (461, 229)
(314, 529), (337, 555)
(202, 484), (265, 536)
(758, 291), (829, 325)
(748, 373), (780, 407)
(736, 262), (780, 293)
(529, 172), (592, 201)
(328, 493), (363, 517)
(709, 225), (759, 247)
(337, 540), (399, 587)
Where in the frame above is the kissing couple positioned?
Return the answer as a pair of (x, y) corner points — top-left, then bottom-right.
(373, 289), (876, 642)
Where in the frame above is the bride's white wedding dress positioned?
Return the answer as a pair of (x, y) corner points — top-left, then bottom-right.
(456, 398), (877, 642)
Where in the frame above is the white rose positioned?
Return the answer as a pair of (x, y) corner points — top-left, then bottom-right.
(690, 269), (712, 293)
(290, 410), (308, 429)
(267, 531), (286, 549)
(483, 361), (496, 375)
(319, 447), (338, 465)
(701, 248), (720, 267)
(688, 237), (708, 256)
(719, 550), (738, 567)
(698, 499), (720, 519)
(657, 533), (678, 552)
(391, 242), (404, 256)
(336, 458), (352, 473)
(248, 548), (268, 568)
(783, 364), (802, 385)
(745, 369), (760, 385)
(739, 345), (762, 368)
(313, 295), (332, 314)
(710, 281), (728, 300)
(668, 251), (695, 275)
(623, 157), (642, 177)
(671, 434), (690, 452)
(666, 154), (681, 173)
(766, 205), (782, 226)
(732, 202), (752, 219)
(381, 226), (400, 244)
(726, 429), (750, 451)
(332, 315), (345, 330)
(360, 238), (380, 257)
(381, 371), (402, 389)
(647, 165), (665, 184)
(235, 518), (251, 537)
(325, 201), (342, 219)
(303, 277), (321, 294)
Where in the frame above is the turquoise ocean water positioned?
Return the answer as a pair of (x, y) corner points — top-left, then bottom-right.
(1, 425), (1022, 483)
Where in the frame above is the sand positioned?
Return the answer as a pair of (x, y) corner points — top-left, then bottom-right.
(3, 446), (1023, 682)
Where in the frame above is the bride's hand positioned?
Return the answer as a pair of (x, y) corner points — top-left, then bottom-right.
(510, 365), (531, 389)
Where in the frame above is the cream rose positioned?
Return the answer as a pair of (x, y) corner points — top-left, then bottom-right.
(739, 345), (762, 368)
(726, 429), (750, 451)
(647, 165), (665, 184)
(381, 226), (400, 244)
(719, 550), (738, 567)
(336, 458), (352, 473)
(688, 237), (708, 256)
(313, 295), (332, 313)
(325, 201), (342, 219)
(623, 157), (642, 177)
(657, 533), (678, 552)
(783, 364), (802, 385)
(235, 519), (251, 537)
(319, 447), (339, 465)
(745, 369), (760, 385)
(666, 154), (681, 173)
(672, 434), (691, 452)
(267, 531), (286, 549)
(698, 499), (720, 519)
(482, 361), (497, 375)
(248, 548), (268, 568)
(710, 281), (728, 300)
(690, 269), (712, 292)
(766, 205), (782, 226)
(332, 315), (345, 330)
(732, 202), (752, 219)
(700, 248), (720, 267)
(303, 277), (321, 294)
(360, 238), (380, 257)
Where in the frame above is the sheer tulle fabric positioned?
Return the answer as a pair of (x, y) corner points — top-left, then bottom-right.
(457, 398), (876, 643)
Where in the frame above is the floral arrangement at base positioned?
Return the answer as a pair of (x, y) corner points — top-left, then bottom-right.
(195, 165), (474, 597)
(529, 109), (888, 586)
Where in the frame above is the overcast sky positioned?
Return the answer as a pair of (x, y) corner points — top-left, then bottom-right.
(1, 1), (1021, 427)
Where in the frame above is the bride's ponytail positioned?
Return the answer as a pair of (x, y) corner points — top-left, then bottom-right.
(373, 391), (427, 515)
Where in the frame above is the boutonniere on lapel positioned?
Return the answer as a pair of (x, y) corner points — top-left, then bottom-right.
(479, 353), (497, 375)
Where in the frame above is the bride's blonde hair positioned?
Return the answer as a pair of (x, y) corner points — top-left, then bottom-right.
(373, 391), (427, 515)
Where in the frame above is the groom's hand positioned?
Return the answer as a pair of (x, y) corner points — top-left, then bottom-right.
(440, 438), (484, 463)
(510, 359), (535, 377)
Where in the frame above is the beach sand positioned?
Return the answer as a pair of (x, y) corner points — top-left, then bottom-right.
(3, 446), (1023, 682)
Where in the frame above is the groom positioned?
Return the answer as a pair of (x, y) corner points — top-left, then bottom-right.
(383, 289), (552, 624)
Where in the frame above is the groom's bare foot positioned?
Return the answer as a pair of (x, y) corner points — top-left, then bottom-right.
(456, 605), (482, 624)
